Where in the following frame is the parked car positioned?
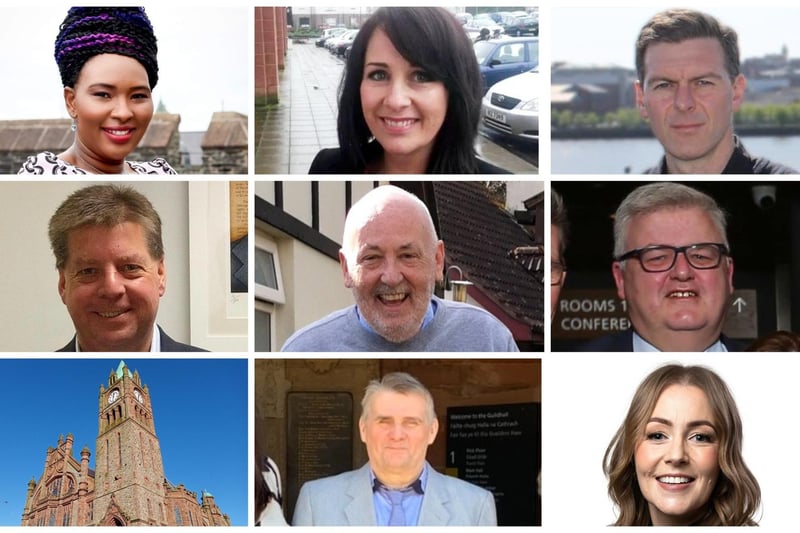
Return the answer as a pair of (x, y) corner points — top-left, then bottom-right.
(332, 29), (358, 56)
(481, 67), (538, 143)
(503, 15), (538, 37)
(473, 36), (538, 92)
(316, 27), (347, 47)
(326, 29), (358, 55)
(466, 14), (504, 38)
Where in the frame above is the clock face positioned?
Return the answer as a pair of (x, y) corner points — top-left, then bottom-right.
(134, 390), (143, 403)
(108, 390), (120, 404)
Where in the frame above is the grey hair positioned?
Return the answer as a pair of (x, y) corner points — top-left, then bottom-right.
(360, 372), (436, 424)
(613, 182), (729, 259)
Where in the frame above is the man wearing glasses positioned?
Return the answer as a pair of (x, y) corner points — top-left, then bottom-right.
(582, 182), (741, 351)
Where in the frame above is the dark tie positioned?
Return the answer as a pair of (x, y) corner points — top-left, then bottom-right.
(387, 490), (405, 526)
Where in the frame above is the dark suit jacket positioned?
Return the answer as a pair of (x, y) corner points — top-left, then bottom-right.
(57, 326), (208, 352)
(577, 329), (746, 352)
(308, 147), (511, 174)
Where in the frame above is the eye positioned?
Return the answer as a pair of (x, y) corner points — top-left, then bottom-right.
(77, 267), (97, 276)
(366, 69), (388, 81)
(689, 432), (715, 443)
(92, 91), (111, 99)
(132, 92), (151, 100)
(652, 81), (672, 91)
(646, 431), (667, 441)
(412, 70), (434, 83)
(121, 264), (144, 273)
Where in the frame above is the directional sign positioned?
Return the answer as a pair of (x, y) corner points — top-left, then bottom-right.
(722, 289), (757, 339)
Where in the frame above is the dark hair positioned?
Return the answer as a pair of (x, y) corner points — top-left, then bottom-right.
(635, 9), (740, 83)
(49, 184), (164, 270)
(604, 364), (760, 526)
(746, 330), (800, 351)
(337, 7), (482, 173)
(55, 7), (159, 88)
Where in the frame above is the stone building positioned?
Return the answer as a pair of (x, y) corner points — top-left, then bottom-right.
(20, 361), (229, 527)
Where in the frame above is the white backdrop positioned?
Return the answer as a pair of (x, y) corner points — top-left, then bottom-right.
(544, 352), (792, 528)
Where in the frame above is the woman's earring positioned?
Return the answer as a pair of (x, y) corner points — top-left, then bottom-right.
(70, 120), (77, 132)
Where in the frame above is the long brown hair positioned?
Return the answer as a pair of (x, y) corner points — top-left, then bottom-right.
(603, 364), (760, 526)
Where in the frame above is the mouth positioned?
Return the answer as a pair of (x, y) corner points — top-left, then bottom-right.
(381, 117), (418, 132)
(102, 128), (135, 143)
(377, 292), (409, 305)
(96, 310), (128, 319)
(667, 290), (697, 299)
(657, 475), (694, 485)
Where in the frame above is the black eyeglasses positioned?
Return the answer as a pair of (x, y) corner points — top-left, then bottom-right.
(551, 261), (566, 286)
(615, 243), (729, 273)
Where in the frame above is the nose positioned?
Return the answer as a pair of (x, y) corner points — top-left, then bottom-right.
(97, 269), (125, 298)
(111, 97), (134, 121)
(665, 437), (688, 465)
(669, 251), (695, 280)
(673, 82), (696, 111)
(384, 79), (411, 110)
(380, 257), (404, 286)
(388, 422), (405, 439)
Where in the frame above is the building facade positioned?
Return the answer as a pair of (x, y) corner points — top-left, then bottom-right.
(21, 362), (229, 527)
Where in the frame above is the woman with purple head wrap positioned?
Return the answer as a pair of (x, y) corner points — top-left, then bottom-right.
(19, 7), (176, 175)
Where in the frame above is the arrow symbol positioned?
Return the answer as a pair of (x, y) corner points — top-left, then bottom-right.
(733, 297), (747, 313)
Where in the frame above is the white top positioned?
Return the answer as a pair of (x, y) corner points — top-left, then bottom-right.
(18, 151), (177, 174)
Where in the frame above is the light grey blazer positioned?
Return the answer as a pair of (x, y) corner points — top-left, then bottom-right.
(292, 462), (497, 526)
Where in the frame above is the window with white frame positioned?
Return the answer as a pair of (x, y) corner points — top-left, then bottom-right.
(255, 231), (284, 351)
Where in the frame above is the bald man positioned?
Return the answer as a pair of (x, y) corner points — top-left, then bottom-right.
(281, 185), (517, 351)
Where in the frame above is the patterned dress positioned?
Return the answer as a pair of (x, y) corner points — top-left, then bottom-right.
(18, 151), (177, 174)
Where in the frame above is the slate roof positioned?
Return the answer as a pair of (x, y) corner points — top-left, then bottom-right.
(201, 111), (247, 148)
(431, 181), (544, 334)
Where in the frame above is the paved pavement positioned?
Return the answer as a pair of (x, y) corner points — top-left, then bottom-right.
(255, 40), (538, 175)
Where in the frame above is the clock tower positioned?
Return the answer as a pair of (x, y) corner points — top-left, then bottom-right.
(93, 360), (167, 526)
(21, 361), (231, 527)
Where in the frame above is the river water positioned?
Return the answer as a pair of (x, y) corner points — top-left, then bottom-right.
(551, 135), (800, 174)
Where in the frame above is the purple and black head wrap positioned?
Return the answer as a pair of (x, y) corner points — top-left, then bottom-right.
(54, 7), (159, 89)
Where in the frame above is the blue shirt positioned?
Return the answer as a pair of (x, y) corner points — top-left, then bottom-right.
(370, 463), (429, 526)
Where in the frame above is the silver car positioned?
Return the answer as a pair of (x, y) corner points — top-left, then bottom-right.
(481, 67), (538, 142)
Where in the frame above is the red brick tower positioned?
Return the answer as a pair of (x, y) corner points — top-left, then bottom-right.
(93, 361), (167, 526)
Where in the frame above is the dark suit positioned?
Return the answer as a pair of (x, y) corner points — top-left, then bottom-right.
(308, 147), (511, 174)
(57, 326), (208, 352)
(577, 329), (746, 352)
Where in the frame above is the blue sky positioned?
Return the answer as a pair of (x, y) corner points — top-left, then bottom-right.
(0, 358), (247, 526)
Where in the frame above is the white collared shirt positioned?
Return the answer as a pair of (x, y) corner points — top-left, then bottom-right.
(632, 331), (727, 352)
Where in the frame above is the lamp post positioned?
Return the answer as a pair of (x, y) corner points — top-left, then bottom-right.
(444, 265), (473, 303)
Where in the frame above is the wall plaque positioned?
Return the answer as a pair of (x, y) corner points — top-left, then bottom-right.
(286, 392), (353, 520)
(446, 403), (540, 526)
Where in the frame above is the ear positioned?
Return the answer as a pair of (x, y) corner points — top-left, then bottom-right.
(58, 270), (68, 304)
(612, 261), (626, 301)
(434, 240), (445, 283)
(63, 87), (77, 119)
(731, 74), (746, 112)
(156, 257), (166, 297)
(358, 417), (367, 444)
(634, 81), (648, 119)
(339, 249), (354, 288)
(726, 256), (735, 295)
(428, 417), (439, 445)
